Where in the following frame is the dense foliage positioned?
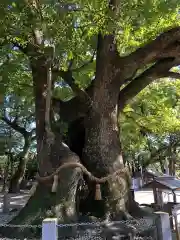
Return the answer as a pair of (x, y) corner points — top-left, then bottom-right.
(121, 78), (180, 168)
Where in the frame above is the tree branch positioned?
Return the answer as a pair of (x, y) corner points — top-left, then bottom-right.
(116, 27), (180, 82)
(1, 114), (29, 137)
(53, 69), (93, 106)
(118, 58), (180, 111)
(51, 80), (94, 122)
(157, 42), (180, 60)
(123, 27), (180, 67)
(165, 71), (180, 79)
(31, 135), (37, 142)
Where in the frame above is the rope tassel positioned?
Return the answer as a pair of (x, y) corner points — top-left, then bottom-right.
(51, 175), (58, 193)
(95, 184), (102, 200)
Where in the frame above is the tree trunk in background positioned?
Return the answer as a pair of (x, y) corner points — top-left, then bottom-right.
(159, 158), (165, 173)
(8, 157), (29, 193)
(2, 155), (10, 192)
(9, 138), (31, 193)
(164, 159), (169, 175)
(169, 158), (175, 176)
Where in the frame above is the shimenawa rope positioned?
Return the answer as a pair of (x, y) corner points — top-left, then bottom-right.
(36, 162), (131, 200)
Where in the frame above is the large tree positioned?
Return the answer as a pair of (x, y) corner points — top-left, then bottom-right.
(0, 0), (180, 238)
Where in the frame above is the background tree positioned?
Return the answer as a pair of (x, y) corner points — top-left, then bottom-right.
(0, 119), (18, 191)
(0, 95), (36, 192)
(121, 79), (180, 173)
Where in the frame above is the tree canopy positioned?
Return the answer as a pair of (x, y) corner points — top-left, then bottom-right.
(0, 0), (179, 100)
(0, 0), (180, 169)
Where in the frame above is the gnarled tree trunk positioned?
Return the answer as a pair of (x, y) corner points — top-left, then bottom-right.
(82, 35), (130, 220)
(3, 141), (82, 239)
(0, 57), (82, 239)
(8, 157), (28, 193)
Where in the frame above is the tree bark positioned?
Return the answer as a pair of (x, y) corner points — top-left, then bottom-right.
(8, 137), (31, 193)
(82, 35), (130, 220)
(8, 157), (28, 193)
(159, 158), (166, 173)
(169, 158), (176, 176)
(0, 57), (82, 239)
(2, 155), (10, 192)
(1, 143), (82, 239)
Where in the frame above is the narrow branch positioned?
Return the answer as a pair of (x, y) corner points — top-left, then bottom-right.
(51, 80), (94, 121)
(116, 27), (180, 83)
(57, 70), (79, 91)
(68, 59), (74, 70)
(10, 0), (43, 54)
(1, 115), (28, 137)
(53, 69), (92, 106)
(144, 146), (168, 167)
(17, 135), (31, 159)
(31, 135), (37, 142)
(31, 127), (36, 134)
(44, 60), (54, 140)
(166, 72), (180, 79)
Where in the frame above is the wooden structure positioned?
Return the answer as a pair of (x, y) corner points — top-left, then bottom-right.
(142, 176), (180, 204)
(143, 169), (170, 184)
(131, 169), (169, 190)
(142, 176), (180, 239)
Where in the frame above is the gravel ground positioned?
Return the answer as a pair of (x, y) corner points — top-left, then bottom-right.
(0, 189), (178, 239)
(0, 190), (30, 240)
(0, 211), (19, 224)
